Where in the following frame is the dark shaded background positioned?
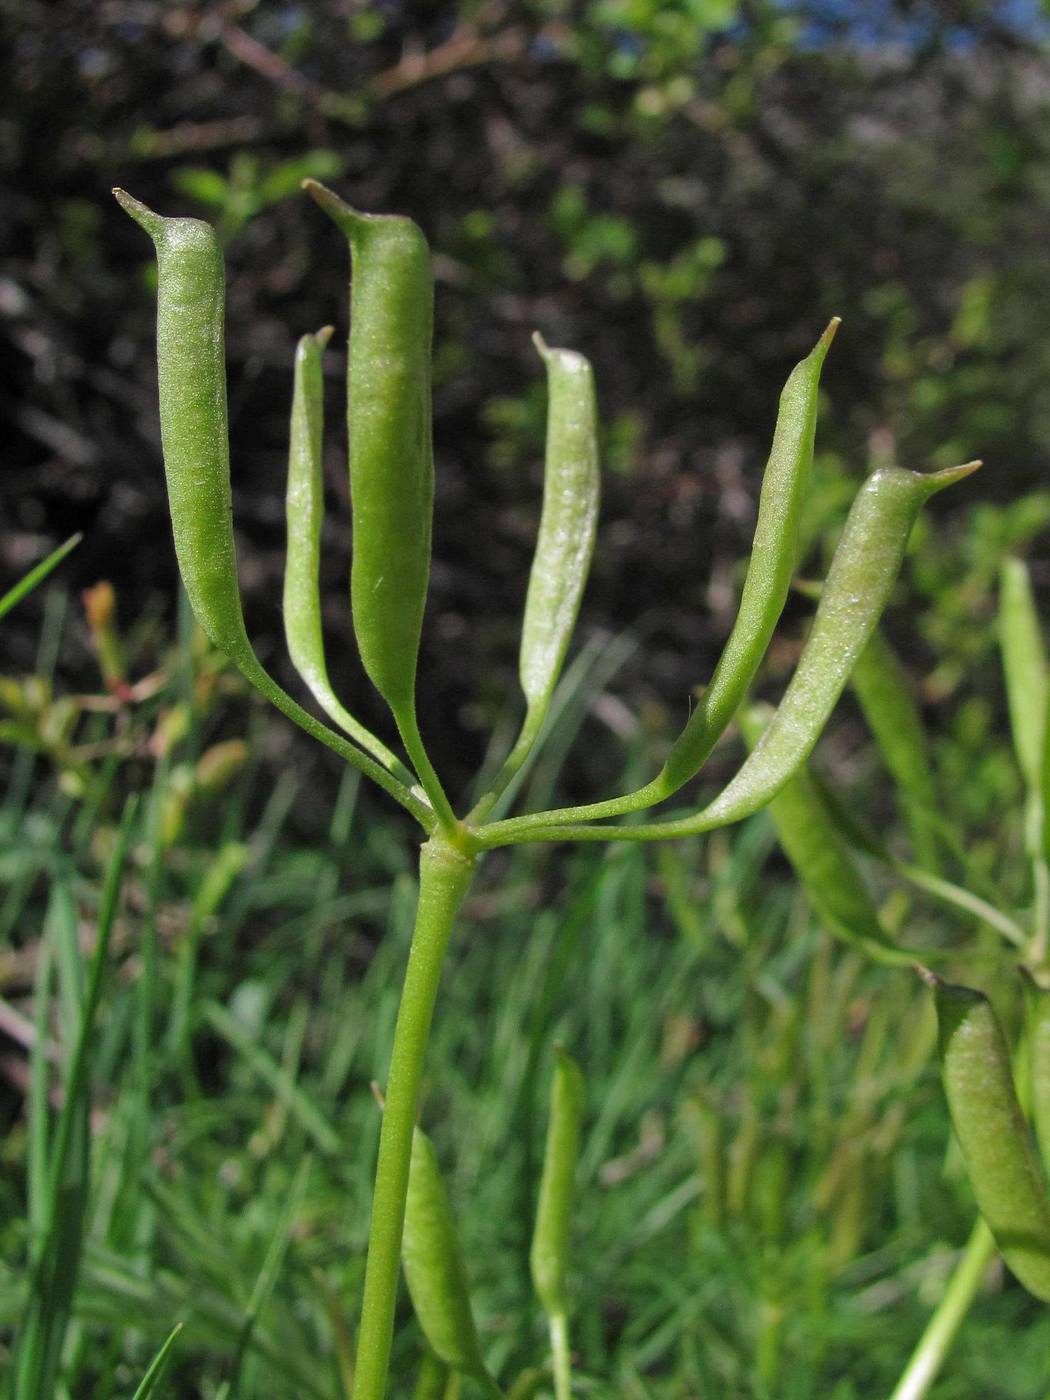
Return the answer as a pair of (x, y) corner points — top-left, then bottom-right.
(5, 0), (1050, 803)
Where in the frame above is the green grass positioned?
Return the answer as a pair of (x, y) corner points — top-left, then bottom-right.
(2, 585), (1049, 1397)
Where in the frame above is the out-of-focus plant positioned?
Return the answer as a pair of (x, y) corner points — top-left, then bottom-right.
(753, 552), (1050, 1399)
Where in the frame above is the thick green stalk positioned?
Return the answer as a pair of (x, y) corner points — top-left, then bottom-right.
(353, 836), (478, 1400)
(889, 1218), (995, 1400)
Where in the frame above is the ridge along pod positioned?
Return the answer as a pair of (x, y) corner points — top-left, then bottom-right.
(926, 971), (1050, 1301)
(401, 1126), (500, 1396)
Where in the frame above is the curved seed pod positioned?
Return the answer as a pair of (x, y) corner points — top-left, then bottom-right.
(926, 971), (1050, 1302)
(520, 335), (600, 726)
(402, 1127), (498, 1392)
(304, 180), (433, 718)
(664, 464), (980, 835)
(530, 1047), (585, 1317)
(283, 327), (419, 787)
(739, 704), (920, 965)
(114, 189), (432, 828)
(477, 461), (978, 847)
(1023, 969), (1050, 1178)
(659, 319), (839, 794)
(850, 627), (940, 871)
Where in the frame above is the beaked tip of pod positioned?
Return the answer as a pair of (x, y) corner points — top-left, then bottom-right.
(302, 178), (371, 235)
(819, 316), (842, 348)
(314, 325), (335, 349)
(113, 187), (164, 239)
(532, 330), (551, 360)
(922, 459), (982, 496)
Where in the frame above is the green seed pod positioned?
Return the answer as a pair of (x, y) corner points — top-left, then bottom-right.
(850, 627), (940, 871)
(283, 326), (418, 786)
(530, 1047), (585, 1318)
(520, 335), (600, 726)
(114, 189), (433, 829)
(927, 972), (1050, 1302)
(476, 461), (978, 848)
(304, 181), (433, 718)
(659, 319), (838, 794)
(695, 465), (979, 835)
(113, 190), (251, 665)
(284, 325), (337, 691)
(402, 1127), (496, 1391)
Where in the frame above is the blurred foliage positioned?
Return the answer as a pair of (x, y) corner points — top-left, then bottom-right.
(4, 0), (1050, 798)
(4, 580), (1050, 1394)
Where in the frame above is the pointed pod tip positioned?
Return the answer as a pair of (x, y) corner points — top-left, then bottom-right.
(820, 316), (842, 345)
(113, 187), (164, 239)
(532, 329), (551, 360)
(302, 178), (369, 235)
(921, 459), (982, 498)
(314, 324), (335, 349)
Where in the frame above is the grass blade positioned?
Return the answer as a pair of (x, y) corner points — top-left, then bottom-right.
(131, 1322), (184, 1399)
(0, 533), (82, 621)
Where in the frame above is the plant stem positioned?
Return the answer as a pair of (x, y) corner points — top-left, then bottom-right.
(353, 835), (478, 1400)
(888, 1217), (995, 1400)
(549, 1311), (572, 1400)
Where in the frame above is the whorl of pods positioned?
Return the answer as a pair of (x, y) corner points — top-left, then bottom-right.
(113, 182), (975, 858)
(115, 179), (980, 1397)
